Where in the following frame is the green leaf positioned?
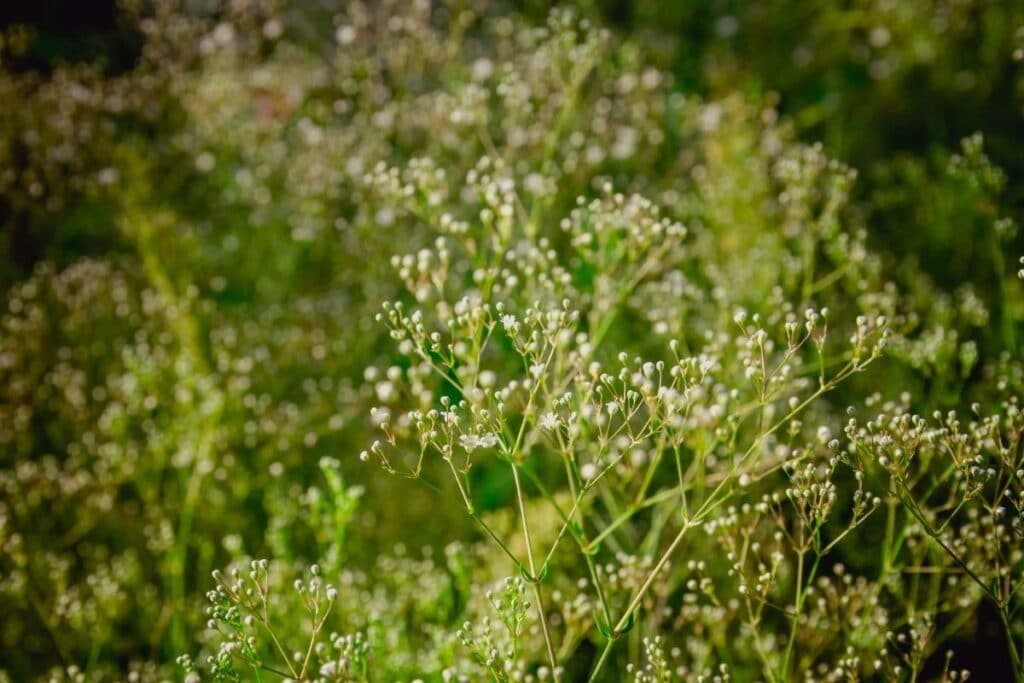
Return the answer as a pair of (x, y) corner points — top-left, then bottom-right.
(618, 610), (637, 635)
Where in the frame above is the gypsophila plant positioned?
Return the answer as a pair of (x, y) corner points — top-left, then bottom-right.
(197, 560), (369, 682)
(2, 0), (1024, 681)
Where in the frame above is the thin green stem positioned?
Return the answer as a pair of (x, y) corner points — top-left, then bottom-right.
(587, 638), (616, 683)
(780, 550), (821, 678)
(998, 606), (1023, 682)
(511, 464), (558, 678)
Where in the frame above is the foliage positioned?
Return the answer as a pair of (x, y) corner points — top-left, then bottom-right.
(1, 1), (1023, 681)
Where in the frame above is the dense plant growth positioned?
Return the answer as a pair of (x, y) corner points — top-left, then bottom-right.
(2, 1), (1024, 680)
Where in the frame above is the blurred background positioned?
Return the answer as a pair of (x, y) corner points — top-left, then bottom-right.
(4, 0), (1023, 288)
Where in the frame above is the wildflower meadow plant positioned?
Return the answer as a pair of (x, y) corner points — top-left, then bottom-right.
(1, 1), (1023, 681)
